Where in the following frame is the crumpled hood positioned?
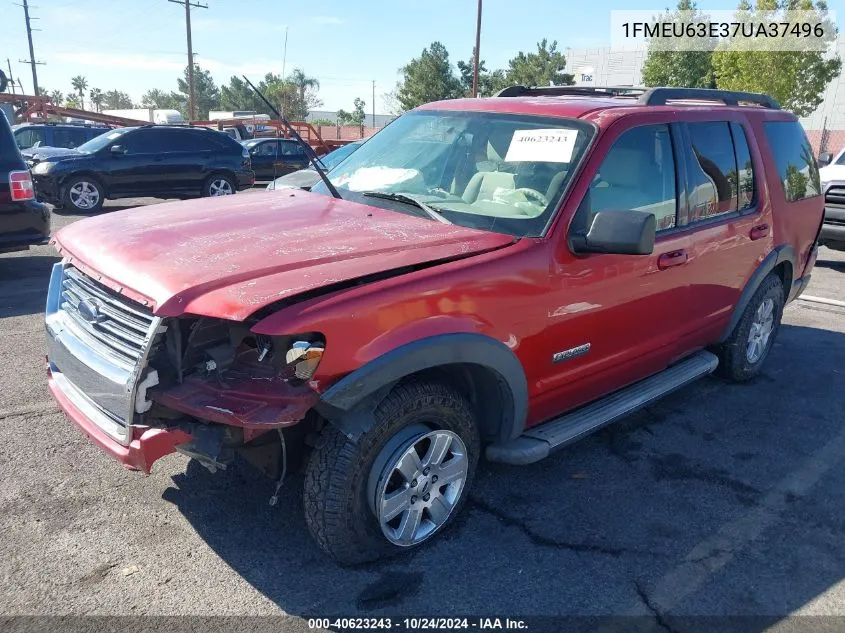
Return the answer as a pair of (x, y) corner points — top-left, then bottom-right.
(23, 146), (81, 162)
(54, 190), (515, 321)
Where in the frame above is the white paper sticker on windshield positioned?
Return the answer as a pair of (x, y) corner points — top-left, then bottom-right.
(504, 129), (578, 163)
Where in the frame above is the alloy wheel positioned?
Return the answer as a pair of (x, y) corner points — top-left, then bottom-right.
(746, 298), (775, 364)
(209, 179), (233, 196)
(69, 181), (100, 210)
(370, 429), (469, 547)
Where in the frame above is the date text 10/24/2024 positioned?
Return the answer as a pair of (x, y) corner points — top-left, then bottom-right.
(308, 618), (529, 631)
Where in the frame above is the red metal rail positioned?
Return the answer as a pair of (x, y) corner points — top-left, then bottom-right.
(0, 93), (148, 127)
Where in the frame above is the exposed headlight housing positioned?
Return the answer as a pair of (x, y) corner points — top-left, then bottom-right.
(285, 340), (325, 380)
(31, 161), (54, 174)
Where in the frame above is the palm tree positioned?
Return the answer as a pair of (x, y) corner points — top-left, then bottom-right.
(286, 68), (320, 119)
(71, 75), (88, 110)
(89, 87), (104, 112)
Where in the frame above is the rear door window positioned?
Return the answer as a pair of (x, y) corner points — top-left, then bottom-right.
(587, 124), (677, 231)
(122, 129), (173, 153)
(169, 129), (215, 151)
(763, 120), (821, 201)
(686, 122), (738, 220)
(280, 140), (301, 157)
(731, 122), (755, 211)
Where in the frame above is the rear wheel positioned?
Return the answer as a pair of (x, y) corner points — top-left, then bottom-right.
(64, 177), (104, 212)
(714, 273), (785, 382)
(304, 381), (479, 565)
(203, 174), (235, 197)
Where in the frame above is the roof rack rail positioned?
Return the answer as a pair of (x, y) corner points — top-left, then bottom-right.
(494, 85), (645, 98)
(637, 87), (780, 109)
(494, 85), (780, 110)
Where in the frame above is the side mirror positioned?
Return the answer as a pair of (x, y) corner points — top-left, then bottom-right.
(818, 152), (833, 167)
(571, 209), (656, 255)
(110, 145), (126, 156)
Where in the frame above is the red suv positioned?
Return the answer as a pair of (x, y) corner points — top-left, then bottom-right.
(45, 87), (823, 564)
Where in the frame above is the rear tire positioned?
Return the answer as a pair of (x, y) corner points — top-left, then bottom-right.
(714, 273), (785, 382)
(304, 381), (479, 565)
(202, 174), (236, 197)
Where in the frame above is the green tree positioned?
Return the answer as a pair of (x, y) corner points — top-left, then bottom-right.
(219, 75), (257, 113)
(102, 90), (134, 109)
(712, 0), (841, 116)
(176, 64), (220, 119)
(310, 117), (335, 126)
(89, 88), (104, 112)
(457, 51), (507, 96)
(338, 97), (367, 125)
(41, 88), (64, 104)
(396, 41), (463, 111)
(141, 88), (186, 113)
(279, 68), (322, 120)
(641, 0), (716, 88)
(65, 94), (82, 109)
(504, 39), (573, 87)
(71, 75), (88, 110)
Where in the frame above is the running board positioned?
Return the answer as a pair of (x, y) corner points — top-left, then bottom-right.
(486, 351), (719, 465)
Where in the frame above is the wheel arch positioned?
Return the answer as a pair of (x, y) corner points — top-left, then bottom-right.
(315, 333), (528, 444)
(719, 244), (794, 343)
(61, 171), (108, 197)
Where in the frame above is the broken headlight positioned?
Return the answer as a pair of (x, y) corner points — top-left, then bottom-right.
(285, 340), (325, 380)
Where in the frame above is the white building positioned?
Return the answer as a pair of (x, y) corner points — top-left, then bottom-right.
(563, 41), (845, 149)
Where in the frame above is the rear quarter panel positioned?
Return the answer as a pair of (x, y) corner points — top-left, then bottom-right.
(750, 113), (825, 280)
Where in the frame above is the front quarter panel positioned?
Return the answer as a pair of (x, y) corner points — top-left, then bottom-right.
(250, 239), (549, 394)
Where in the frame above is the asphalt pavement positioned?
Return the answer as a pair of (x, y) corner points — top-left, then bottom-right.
(2, 197), (845, 631)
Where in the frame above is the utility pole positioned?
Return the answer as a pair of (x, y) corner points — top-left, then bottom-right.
(168, 0), (208, 120)
(6, 60), (17, 95)
(17, 0), (43, 96)
(372, 80), (375, 128)
(472, 0), (482, 98)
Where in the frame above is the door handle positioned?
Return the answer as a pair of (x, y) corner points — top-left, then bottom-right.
(750, 223), (770, 240)
(657, 249), (689, 270)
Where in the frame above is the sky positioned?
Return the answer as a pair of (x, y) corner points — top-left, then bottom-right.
(3, 0), (844, 114)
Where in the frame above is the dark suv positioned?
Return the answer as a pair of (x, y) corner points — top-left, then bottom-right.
(0, 112), (50, 253)
(13, 122), (112, 151)
(30, 125), (255, 212)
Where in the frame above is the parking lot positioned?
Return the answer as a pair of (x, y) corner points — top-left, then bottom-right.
(2, 198), (845, 628)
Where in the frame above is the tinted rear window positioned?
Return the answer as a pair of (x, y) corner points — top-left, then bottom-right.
(0, 112), (24, 164)
(763, 121), (820, 202)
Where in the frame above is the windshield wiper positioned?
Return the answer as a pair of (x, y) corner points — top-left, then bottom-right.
(242, 75), (340, 199)
(360, 191), (452, 225)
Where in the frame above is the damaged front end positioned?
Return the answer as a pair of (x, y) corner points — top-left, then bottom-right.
(46, 262), (321, 475)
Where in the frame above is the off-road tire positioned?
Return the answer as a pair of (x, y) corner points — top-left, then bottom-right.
(303, 381), (479, 565)
(713, 272), (785, 382)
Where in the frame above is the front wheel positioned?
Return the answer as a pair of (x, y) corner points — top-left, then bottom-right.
(64, 177), (104, 212)
(304, 381), (479, 565)
(203, 174), (236, 197)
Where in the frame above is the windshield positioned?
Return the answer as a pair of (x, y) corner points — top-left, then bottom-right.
(76, 128), (134, 154)
(312, 111), (593, 237)
(317, 141), (362, 171)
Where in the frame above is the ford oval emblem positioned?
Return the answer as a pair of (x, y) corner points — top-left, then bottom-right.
(78, 298), (103, 323)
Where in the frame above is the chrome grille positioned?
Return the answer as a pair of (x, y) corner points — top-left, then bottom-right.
(825, 185), (845, 206)
(60, 266), (155, 370)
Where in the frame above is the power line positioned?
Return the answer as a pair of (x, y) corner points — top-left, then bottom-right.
(15, 0), (45, 96)
(167, 0), (207, 120)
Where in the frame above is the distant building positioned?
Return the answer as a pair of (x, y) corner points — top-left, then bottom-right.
(564, 40), (845, 153)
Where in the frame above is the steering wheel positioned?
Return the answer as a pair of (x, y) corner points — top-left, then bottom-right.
(512, 187), (548, 206)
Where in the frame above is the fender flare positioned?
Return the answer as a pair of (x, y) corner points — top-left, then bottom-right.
(718, 244), (795, 343)
(315, 333), (528, 442)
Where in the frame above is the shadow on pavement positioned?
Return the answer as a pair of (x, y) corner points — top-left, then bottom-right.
(163, 322), (845, 627)
(0, 253), (60, 318)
